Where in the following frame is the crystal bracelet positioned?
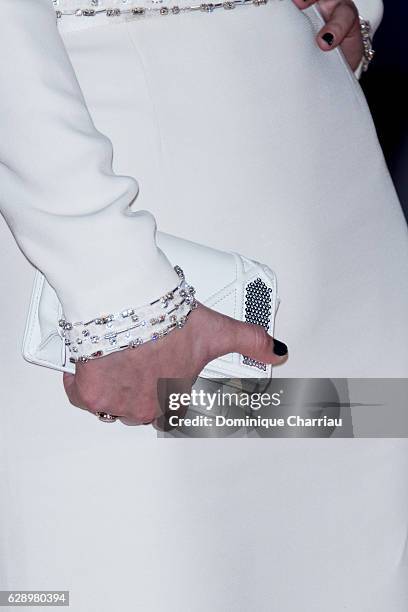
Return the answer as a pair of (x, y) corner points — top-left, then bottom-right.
(359, 16), (375, 73)
(53, 0), (278, 19)
(58, 265), (197, 364)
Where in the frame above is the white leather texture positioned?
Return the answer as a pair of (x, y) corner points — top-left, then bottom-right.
(22, 233), (279, 378)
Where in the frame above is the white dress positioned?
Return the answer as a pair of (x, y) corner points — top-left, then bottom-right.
(1, 1), (407, 611)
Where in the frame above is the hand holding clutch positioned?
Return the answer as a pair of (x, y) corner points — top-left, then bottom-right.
(23, 233), (289, 426)
(62, 301), (288, 426)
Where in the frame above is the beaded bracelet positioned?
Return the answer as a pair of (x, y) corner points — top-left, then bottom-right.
(359, 16), (375, 73)
(53, 0), (275, 19)
(58, 265), (197, 363)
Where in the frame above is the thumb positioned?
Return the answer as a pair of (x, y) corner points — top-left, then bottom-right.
(216, 316), (289, 367)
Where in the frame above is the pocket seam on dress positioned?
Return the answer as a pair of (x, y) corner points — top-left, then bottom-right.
(124, 22), (166, 169)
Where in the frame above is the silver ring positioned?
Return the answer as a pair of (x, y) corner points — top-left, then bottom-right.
(96, 411), (118, 423)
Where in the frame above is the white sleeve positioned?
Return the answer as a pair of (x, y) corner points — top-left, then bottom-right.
(353, 0), (384, 37)
(0, 0), (179, 322)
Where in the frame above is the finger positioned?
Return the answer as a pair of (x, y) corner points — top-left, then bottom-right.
(62, 371), (83, 408)
(317, 1), (358, 51)
(119, 385), (161, 427)
(119, 416), (151, 426)
(119, 411), (157, 426)
(215, 316), (289, 367)
(63, 371), (115, 416)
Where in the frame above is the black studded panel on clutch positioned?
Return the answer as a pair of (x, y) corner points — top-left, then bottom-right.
(242, 277), (273, 371)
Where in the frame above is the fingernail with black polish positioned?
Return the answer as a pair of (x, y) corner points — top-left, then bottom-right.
(322, 32), (334, 46)
(273, 339), (288, 357)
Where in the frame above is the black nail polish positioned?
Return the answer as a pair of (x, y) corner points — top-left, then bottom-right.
(322, 32), (334, 46)
(273, 339), (288, 357)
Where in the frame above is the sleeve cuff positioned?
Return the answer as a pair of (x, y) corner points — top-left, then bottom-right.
(46, 208), (181, 323)
(354, 56), (365, 80)
(352, 0), (384, 38)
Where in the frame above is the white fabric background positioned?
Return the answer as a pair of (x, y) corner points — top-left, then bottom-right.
(1, 2), (407, 610)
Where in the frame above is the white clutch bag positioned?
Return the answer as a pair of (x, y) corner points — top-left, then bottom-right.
(22, 232), (280, 379)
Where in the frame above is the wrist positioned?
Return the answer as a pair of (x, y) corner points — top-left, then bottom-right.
(58, 266), (197, 364)
(354, 16), (375, 79)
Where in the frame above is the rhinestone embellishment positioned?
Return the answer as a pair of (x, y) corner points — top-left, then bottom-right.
(359, 16), (375, 72)
(54, 0), (280, 19)
(58, 266), (197, 364)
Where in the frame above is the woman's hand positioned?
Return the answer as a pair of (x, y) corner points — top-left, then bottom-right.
(293, 0), (364, 71)
(63, 303), (288, 426)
